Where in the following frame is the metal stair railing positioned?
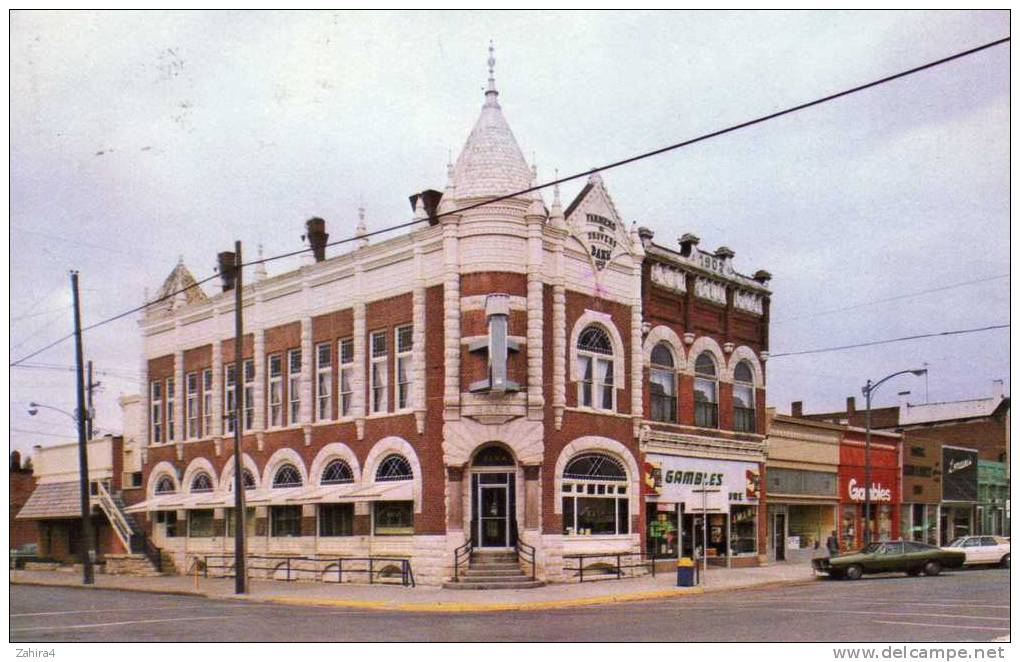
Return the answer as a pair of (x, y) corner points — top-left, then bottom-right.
(515, 538), (536, 580)
(94, 481), (135, 551)
(453, 540), (473, 582)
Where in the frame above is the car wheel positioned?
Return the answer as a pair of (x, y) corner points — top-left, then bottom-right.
(923, 560), (942, 576)
(906, 568), (921, 577)
(844, 564), (863, 581)
(1000, 554), (1010, 569)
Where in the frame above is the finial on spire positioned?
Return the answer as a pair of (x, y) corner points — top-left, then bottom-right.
(177, 254), (184, 266)
(484, 39), (499, 106)
(446, 148), (454, 179)
(356, 206), (369, 248)
(255, 243), (268, 281)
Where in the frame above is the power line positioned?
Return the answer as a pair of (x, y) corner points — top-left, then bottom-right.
(769, 323), (1009, 358)
(9, 36), (1010, 366)
(772, 274), (1009, 325)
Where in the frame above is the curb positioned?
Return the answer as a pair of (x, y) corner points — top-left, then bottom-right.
(12, 575), (817, 614)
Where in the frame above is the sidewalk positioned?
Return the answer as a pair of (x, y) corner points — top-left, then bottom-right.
(10, 562), (820, 613)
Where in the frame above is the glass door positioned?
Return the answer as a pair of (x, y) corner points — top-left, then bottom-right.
(479, 483), (508, 547)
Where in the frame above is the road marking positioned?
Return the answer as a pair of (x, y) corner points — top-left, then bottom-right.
(11, 605), (234, 617)
(873, 620), (1009, 632)
(718, 599), (1010, 610)
(764, 608), (1009, 621)
(10, 615), (231, 633)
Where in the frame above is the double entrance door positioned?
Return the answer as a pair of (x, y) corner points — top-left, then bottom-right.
(471, 472), (516, 549)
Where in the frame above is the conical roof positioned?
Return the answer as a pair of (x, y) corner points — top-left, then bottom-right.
(449, 46), (532, 201)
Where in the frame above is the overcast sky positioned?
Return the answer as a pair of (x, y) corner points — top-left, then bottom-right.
(9, 10), (1010, 457)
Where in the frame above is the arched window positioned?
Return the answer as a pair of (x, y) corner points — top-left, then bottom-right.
(561, 452), (629, 535)
(576, 325), (615, 411)
(154, 475), (176, 495)
(733, 360), (756, 433)
(472, 445), (515, 467)
(376, 454), (413, 482)
(694, 352), (719, 428)
(321, 459), (354, 485)
(649, 342), (677, 423)
(272, 463), (303, 488)
(227, 468), (257, 491)
(190, 472), (213, 493)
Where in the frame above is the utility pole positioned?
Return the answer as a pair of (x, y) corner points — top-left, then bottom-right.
(232, 241), (247, 594)
(71, 271), (95, 585)
(85, 360), (97, 440)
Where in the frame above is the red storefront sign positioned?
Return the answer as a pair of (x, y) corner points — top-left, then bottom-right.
(837, 429), (901, 550)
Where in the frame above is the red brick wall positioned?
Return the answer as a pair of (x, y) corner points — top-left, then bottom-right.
(9, 467), (37, 549)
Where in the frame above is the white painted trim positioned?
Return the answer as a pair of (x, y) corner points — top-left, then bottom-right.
(552, 436), (640, 517)
(219, 453), (261, 491)
(726, 345), (764, 385)
(308, 442), (362, 487)
(363, 436), (423, 513)
(261, 447), (309, 489)
(568, 310), (626, 388)
(643, 325), (687, 371)
(147, 461), (181, 498)
(181, 457), (219, 494)
(687, 335), (728, 381)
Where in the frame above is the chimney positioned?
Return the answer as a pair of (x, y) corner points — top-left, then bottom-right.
(846, 396), (856, 415)
(303, 217), (328, 262)
(898, 390), (912, 408)
(217, 251), (236, 291)
(791, 401), (803, 417)
(992, 379), (1005, 400)
(409, 190), (444, 226)
(753, 270), (773, 286)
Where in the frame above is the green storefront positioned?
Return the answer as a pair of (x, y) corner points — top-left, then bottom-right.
(977, 461), (1010, 536)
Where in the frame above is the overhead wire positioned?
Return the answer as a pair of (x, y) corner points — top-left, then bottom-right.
(8, 36), (1011, 367)
(768, 323), (1009, 358)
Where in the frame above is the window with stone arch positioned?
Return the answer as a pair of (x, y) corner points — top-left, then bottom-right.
(694, 352), (719, 429)
(154, 475), (176, 495)
(561, 452), (629, 535)
(272, 463), (303, 488)
(376, 454), (413, 482)
(190, 472), (213, 493)
(321, 459), (355, 485)
(649, 342), (677, 423)
(733, 360), (756, 433)
(576, 324), (615, 411)
(227, 468), (256, 491)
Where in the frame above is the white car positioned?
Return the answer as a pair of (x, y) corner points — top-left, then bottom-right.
(942, 536), (1010, 567)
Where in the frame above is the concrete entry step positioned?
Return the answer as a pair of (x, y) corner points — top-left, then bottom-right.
(462, 568), (529, 577)
(442, 579), (546, 590)
(459, 574), (536, 583)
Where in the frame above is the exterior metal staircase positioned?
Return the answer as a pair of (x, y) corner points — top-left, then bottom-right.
(95, 483), (163, 574)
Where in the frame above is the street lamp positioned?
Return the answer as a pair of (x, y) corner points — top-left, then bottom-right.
(28, 401), (77, 419)
(862, 368), (927, 545)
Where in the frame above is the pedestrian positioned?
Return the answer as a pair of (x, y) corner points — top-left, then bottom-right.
(826, 530), (840, 557)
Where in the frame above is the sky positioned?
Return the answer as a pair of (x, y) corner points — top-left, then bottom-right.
(8, 10), (1010, 457)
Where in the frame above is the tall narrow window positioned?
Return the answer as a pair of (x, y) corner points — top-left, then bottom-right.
(150, 380), (163, 444)
(339, 338), (354, 417)
(165, 377), (176, 441)
(287, 348), (301, 425)
(733, 361), (756, 433)
(316, 342), (332, 421)
(185, 372), (199, 439)
(576, 325), (615, 411)
(371, 330), (388, 413)
(395, 325), (412, 410)
(243, 358), (255, 431)
(649, 343), (677, 423)
(224, 364), (237, 435)
(694, 352), (719, 428)
(202, 368), (213, 437)
(268, 353), (283, 428)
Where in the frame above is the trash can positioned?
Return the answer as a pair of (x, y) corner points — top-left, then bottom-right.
(676, 557), (696, 587)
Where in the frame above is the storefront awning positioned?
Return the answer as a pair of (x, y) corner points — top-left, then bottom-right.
(334, 481), (413, 502)
(16, 481), (82, 520)
(285, 484), (359, 503)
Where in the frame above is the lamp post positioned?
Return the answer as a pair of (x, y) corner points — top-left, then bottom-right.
(862, 368), (927, 545)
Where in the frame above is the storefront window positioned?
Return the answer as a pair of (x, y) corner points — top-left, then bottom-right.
(561, 453), (630, 536)
(730, 505), (757, 556)
(188, 509), (215, 537)
(840, 504), (857, 551)
(319, 504), (354, 537)
(647, 506), (678, 557)
(373, 501), (414, 536)
(270, 505), (302, 537)
(224, 507), (256, 537)
(786, 504), (833, 551)
(876, 504), (892, 541)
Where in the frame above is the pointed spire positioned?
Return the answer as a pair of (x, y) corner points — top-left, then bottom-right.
(550, 168), (566, 229)
(446, 148), (454, 180)
(255, 244), (268, 281)
(356, 206), (369, 248)
(485, 39), (498, 107)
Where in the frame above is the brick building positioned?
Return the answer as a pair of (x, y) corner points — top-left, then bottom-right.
(124, 52), (771, 584)
(9, 451), (37, 550)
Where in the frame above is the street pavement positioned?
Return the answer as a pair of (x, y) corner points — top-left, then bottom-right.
(10, 567), (1009, 642)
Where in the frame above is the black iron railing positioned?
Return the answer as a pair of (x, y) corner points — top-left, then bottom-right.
(201, 554), (415, 587)
(453, 540), (472, 582)
(516, 539), (536, 580)
(564, 552), (656, 583)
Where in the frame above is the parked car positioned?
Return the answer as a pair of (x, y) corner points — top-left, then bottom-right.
(812, 541), (966, 580)
(942, 536), (1010, 567)
(9, 543), (39, 569)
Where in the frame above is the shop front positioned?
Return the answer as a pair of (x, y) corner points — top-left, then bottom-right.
(900, 435), (941, 545)
(977, 460), (1009, 536)
(940, 445), (978, 544)
(838, 429), (901, 551)
(764, 413), (841, 562)
(644, 453), (762, 567)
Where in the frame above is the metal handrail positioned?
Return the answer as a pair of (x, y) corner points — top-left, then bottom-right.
(563, 552), (657, 583)
(453, 540), (472, 583)
(201, 553), (416, 587)
(516, 538), (536, 580)
(94, 482), (134, 551)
